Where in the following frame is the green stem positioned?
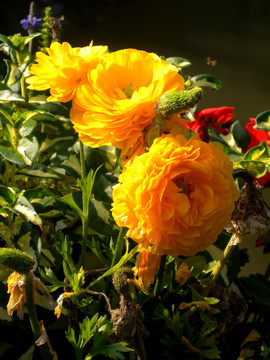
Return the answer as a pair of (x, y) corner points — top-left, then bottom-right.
(79, 141), (88, 268)
(111, 227), (127, 267)
(153, 255), (166, 298)
(24, 271), (53, 360)
(16, 51), (27, 99)
(203, 233), (242, 296)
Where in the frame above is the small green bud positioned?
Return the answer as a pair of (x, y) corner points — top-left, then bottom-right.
(155, 87), (203, 119)
(112, 266), (134, 294)
(0, 248), (35, 273)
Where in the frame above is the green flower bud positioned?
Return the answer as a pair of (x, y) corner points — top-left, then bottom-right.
(112, 266), (134, 294)
(155, 87), (203, 119)
(0, 248), (35, 273)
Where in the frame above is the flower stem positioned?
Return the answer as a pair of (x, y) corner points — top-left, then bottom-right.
(24, 271), (53, 360)
(153, 255), (166, 298)
(203, 233), (243, 296)
(111, 227), (127, 267)
(79, 141), (89, 268)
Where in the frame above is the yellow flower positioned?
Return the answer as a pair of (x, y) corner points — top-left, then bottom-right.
(7, 271), (53, 320)
(134, 249), (161, 288)
(111, 134), (240, 257)
(71, 48), (185, 155)
(179, 301), (210, 311)
(175, 262), (190, 286)
(7, 272), (25, 320)
(27, 42), (108, 102)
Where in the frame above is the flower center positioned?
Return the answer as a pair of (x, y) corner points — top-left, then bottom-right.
(173, 176), (191, 195)
(123, 84), (137, 98)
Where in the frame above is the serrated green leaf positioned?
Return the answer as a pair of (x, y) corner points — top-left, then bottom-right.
(60, 193), (84, 219)
(39, 267), (67, 289)
(191, 74), (222, 90)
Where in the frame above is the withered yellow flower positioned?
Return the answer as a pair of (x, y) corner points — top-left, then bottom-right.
(134, 249), (161, 288)
(175, 262), (190, 286)
(7, 272), (26, 320)
(27, 42), (108, 102)
(112, 134), (240, 257)
(7, 271), (53, 320)
(71, 48), (185, 155)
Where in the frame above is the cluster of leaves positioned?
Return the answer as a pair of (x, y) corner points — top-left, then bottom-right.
(0, 30), (270, 360)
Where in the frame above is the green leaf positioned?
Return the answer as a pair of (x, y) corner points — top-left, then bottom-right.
(39, 267), (67, 290)
(0, 90), (25, 102)
(14, 195), (42, 225)
(19, 118), (37, 137)
(254, 110), (270, 131)
(238, 141), (270, 177)
(88, 339), (132, 359)
(0, 139), (25, 164)
(190, 74), (222, 90)
(88, 198), (118, 236)
(60, 193), (84, 219)
(0, 34), (15, 50)
(0, 185), (16, 205)
(231, 120), (251, 150)
(17, 227), (42, 269)
(238, 160), (267, 178)
(17, 345), (35, 360)
(18, 135), (40, 165)
(87, 240), (139, 290)
(239, 274), (270, 315)
(3, 60), (22, 85)
(17, 164), (63, 179)
(166, 57), (191, 69)
(9, 33), (41, 50)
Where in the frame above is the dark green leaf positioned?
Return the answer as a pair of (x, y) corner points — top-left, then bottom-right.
(166, 57), (192, 69)
(254, 110), (270, 131)
(231, 120), (251, 150)
(0, 139), (25, 164)
(0, 185), (16, 205)
(190, 74), (222, 90)
(239, 274), (270, 316)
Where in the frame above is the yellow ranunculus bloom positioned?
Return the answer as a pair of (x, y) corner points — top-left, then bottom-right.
(71, 49), (185, 156)
(26, 42), (108, 102)
(111, 134), (240, 257)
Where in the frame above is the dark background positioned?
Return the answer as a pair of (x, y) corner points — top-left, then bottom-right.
(1, 0), (270, 123)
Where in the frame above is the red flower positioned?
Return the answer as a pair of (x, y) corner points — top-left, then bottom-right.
(243, 118), (270, 186)
(180, 106), (234, 142)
